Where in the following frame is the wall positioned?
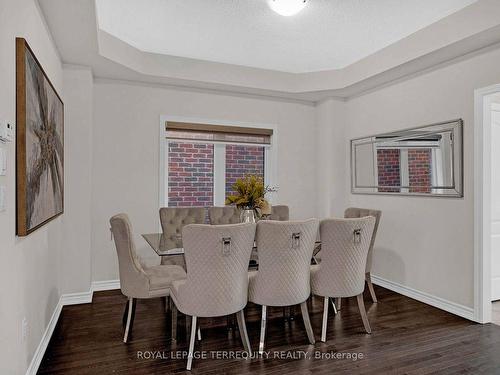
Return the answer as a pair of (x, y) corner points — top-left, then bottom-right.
(92, 81), (317, 281)
(60, 66), (93, 294)
(344, 46), (500, 308)
(0, 1), (64, 374)
(315, 98), (347, 218)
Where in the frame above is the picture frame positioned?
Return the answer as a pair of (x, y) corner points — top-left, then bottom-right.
(16, 38), (64, 236)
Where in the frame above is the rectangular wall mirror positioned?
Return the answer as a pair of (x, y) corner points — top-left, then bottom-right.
(351, 119), (463, 197)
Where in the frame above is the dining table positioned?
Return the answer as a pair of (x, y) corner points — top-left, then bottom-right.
(142, 232), (322, 268)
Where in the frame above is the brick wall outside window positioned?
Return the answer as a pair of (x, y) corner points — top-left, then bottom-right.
(377, 149), (401, 193)
(167, 142), (214, 207)
(408, 149), (432, 193)
(225, 145), (265, 198)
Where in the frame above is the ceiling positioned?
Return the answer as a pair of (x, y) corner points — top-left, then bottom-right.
(95, 0), (478, 73)
(38, 0), (500, 101)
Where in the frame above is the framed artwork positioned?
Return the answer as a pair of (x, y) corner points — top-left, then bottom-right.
(16, 38), (64, 236)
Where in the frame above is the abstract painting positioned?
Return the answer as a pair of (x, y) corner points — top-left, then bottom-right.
(16, 38), (64, 236)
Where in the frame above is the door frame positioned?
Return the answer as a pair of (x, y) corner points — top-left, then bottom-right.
(474, 84), (500, 323)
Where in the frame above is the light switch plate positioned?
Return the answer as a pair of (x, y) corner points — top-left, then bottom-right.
(0, 185), (5, 212)
(0, 147), (6, 176)
(0, 120), (14, 142)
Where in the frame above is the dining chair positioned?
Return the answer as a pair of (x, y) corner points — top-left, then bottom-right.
(208, 206), (241, 224)
(109, 213), (187, 343)
(267, 205), (296, 320)
(311, 217), (376, 342)
(268, 205), (289, 221)
(169, 222), (256, 370)
(344, 207), (382, 303)
(159, 207), (205, 267)
(248, 219), (319, 354)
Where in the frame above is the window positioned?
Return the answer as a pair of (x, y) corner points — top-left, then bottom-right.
(225, 144), (265, 198)
(161, 120), (273, 211)
(377, 147), (433, 194)
(167, 142), (214, 207)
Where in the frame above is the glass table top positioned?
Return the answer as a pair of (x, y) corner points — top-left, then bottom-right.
(142, 232), (321, 258)
(142, 233), (184, 256)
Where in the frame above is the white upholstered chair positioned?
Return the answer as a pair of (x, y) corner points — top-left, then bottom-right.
(109, 213), (187, 343)
(344, 207), (382, 303)
(311, 217), (376, 341)
(170, 222), (256, 370)
(248, 219), (319, 354)
(268, 205), (289, 221)
(159, 207), (205, 268)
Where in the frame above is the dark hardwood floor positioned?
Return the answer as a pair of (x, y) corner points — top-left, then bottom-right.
(39, 286), (500, 374)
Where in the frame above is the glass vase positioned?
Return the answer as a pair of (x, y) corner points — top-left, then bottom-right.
(240, 208), (256, 223)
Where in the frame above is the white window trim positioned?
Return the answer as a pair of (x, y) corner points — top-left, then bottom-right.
(159, 115), (278, 211)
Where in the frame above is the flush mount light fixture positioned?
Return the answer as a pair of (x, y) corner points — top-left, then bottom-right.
(268, 0), (308, 17)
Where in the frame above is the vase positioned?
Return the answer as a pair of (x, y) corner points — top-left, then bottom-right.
(240, 208), (256, 223)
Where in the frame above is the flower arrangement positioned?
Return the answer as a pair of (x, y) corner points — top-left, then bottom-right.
(225, 175), (277, 216)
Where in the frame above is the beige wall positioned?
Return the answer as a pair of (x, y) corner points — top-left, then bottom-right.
(315, 98), (347, 218)
(342, 46), (500, 308)
(60, 66), (93, 294)
(0, 1), (64, 374)
(91, 81), (317, 281)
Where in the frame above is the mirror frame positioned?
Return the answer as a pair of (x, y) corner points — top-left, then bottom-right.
(350, 119), (463, 198)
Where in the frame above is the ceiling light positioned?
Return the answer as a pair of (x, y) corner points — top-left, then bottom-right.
(268, 0), (307, 17)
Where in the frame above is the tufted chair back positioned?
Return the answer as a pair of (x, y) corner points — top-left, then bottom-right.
(110, 213), (150, 298)
(344, 207), (382, 272)
(172, 223), (256, 317)
(249, 219), (319, 306)
(159, 207), (206, 240)
(268, 205), (289, 221)
(312, 217), (375, 298)
(208, 206), (241, 224)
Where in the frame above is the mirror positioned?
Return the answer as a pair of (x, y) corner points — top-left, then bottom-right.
(351, 119), (463, 197)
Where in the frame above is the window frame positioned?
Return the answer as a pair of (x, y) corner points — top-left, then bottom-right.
(159, 116), (278, 212)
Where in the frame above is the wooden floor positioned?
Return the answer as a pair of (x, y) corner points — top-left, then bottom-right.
(39, 286), (500, 374)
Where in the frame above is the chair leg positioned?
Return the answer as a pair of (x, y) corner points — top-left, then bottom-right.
(356, 294), (372, 334)
(335, 297), (342, 310)
(330, 297), (338, 315)
(171, 300), (178, 341)
(321, 296), (329, 342)
(366, 272), (378, 303)
(236, 309), (252, 355)
(122, 300), (129, 328)
(226, 314), (236, 331)
(123, 297), (135, 343)
(259, 305), (267, 355)
(197, 326), (202, 341)
(165, 296), (170, 313)
(300, 301), (315, 345)
(186, 316), (197, 371)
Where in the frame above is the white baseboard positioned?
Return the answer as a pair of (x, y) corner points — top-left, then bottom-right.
(60, 290), (93, 306)
(371, 274), (475, 321)
(91, 279), (120, 292)
(25, 279), (120, 375)
(25, 299), (63, 375)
